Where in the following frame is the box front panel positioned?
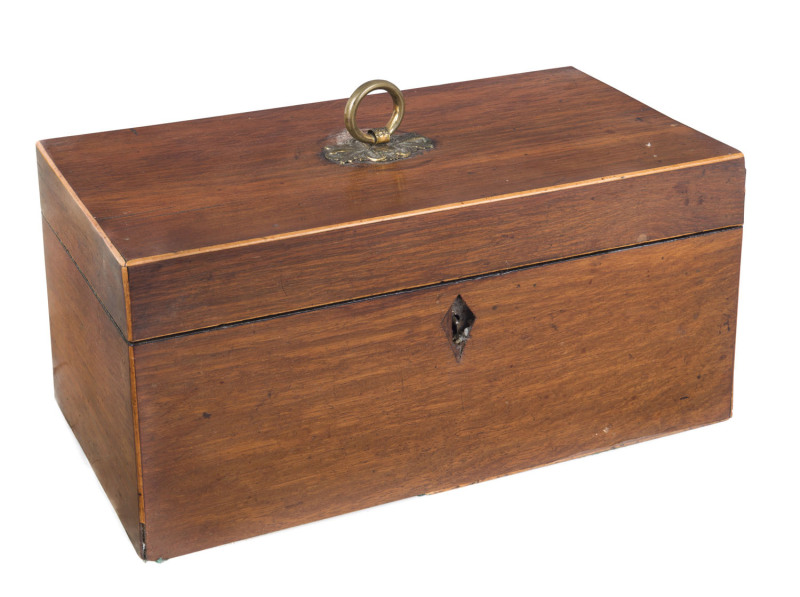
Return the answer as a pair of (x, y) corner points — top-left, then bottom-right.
(134, 228), (741, 560)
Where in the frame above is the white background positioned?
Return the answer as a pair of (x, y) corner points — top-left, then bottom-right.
(2, 1), (797, 594)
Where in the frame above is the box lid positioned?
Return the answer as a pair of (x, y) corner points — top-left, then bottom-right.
(38, 67), (744, 342)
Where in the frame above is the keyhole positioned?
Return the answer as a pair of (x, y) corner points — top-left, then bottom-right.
(442, 295), (476, 361)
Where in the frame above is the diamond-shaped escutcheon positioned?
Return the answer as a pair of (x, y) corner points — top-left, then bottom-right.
(442, 295), (476, 362)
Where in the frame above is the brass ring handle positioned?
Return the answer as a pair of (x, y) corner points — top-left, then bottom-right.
(344, 80), (405, 144)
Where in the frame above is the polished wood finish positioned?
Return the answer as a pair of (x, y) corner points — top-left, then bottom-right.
(39, 68), (740, 257)
(38, 67), (745, 560)
(126, 158), (744, 340)
(42, 220), (143, 556)
(38, 146), (128, 336)
(37, 67), (744, 340)
(133, 229), (741, 560)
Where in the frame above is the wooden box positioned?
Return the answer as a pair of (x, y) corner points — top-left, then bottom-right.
(38, 68), (744, 561)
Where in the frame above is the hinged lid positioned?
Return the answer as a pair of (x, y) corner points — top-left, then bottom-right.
(38, 67), (744, 342)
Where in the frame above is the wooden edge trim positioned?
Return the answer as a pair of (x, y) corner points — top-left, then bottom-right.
(122, 266), (134, 343)
(126, 153), (745, 266)
(128, 343), (146, 559)
(36, 141), (125, 267)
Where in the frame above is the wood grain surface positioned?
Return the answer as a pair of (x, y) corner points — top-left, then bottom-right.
(39, 68), (740, 258)
(126, 158), (744, 340)
(38, 67), (746, 560)
(133, 227), (742, 560)
(38, 67), (744, 340)
(42, 220), (142, 556)
(38, 146), (127, 336)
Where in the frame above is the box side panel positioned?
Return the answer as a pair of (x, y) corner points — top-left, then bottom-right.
(127, 158), (744, 340)
(38, 144), (129, 339)
(135, 228), (741, 560)
(42, 220), (142, 557)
